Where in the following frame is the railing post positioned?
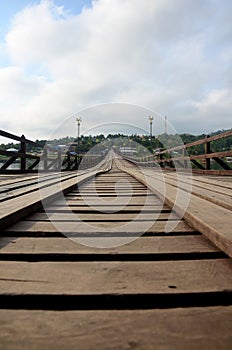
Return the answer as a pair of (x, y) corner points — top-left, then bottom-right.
(57, 151), (62, 170)
(169, 151), (174, 168)
(183, 143), (188, 168)
(159, 152), (164, 168)
(20, 135), (26, 172)
(43, 146), (48, 171)
(205, 135), (211, 170)
(74, 154), (78, 169)
(67, 153), (71, 170)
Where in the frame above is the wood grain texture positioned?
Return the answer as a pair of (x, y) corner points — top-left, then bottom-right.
(162, 172), (232, 211)
(117, 159), (232, 258)
(22, 212), (179, 222)
(0, 165), (111, 230)
(0, 259), (232, 294)
(1, 159), (232, 349)
(5, 219), (195, 233)
(60, 197), (163, 205)
(42, 204), (170, 212)
(1, 307), (232, 350)
(0, 235), (220, 254)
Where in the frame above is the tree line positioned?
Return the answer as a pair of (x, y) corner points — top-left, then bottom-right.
(1, 129), (231, 155)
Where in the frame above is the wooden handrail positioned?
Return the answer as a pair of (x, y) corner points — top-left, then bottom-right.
(0, 130), (70, 172)
(0, 129), (107, 173)
(118, 129), (232, 175)
(0, 129), (42, 146)
(156, 129), (232, 155)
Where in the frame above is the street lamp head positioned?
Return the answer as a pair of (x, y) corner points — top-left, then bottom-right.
(148, 115), (154, 140)
(76, 116), (82, 123)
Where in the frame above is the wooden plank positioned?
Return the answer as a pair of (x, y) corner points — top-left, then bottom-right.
(0, 307), (232, 349)
(166, 172), (232, 191)
(118, 159), (232, 258)
(0, 259), (232, 294)
(23, 212), (179, 222)
(0, 172), (77, 199)
(0, 175), (74, 218)
(0, 173), (39, 186)
(68, 191), (154, 196)
(146, 167), (232, 176)
(0, 171), (79, 197)
(1, 158), (231, 350)
(62, 197), (163, 205)
(0, 169), (78, 186)
(0, 166), (111, 230)
(5, 219), (195, 233)
(91, 183), (141, 186)
(211, 176), (232, 184)
(167, 173), (232, 193)
(159, 173), (232, 211)
(93, 179), (140, 183)
(0, 235), (219, 254)
(76, 187), (147, 192)
(43, 205), (170, 212)
(0, 175), (69, 201)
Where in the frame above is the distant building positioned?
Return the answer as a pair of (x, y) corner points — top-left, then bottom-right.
(119, 147), (137, 156)
(6, 148), (18, 152)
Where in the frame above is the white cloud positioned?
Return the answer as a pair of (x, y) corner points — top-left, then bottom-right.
(0, 0), (231, 139)
(0, 66), (46, 131)
(193, 88), (232, 125)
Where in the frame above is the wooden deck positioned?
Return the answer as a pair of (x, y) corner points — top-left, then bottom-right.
(0, 156), (232, 349)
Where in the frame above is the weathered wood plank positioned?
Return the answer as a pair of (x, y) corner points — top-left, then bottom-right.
(0, 166), (111, 230)
(5, 219), (195, 233)
(61, 197), (163, 205)
(0, 235), (220, 254)
(76, 189), (149, 193)
(0, 175), (72, 202)
(117, 160), (232, 258)
(0, 158), (231, 350)
(0, 259), (232, 294)
(42, 204), (170, 212)
(163, 173), (232, 211)
(23, 212), (179, 222)
(0, 173), (39, 186)
(0, 171), (74, 189)
(66, 192), (155, 197)
(79, 187), (147, 191)
(167, 173), (232, 191)
(1, 307), (232, 350)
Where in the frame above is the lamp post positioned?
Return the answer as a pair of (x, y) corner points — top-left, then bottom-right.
(148, 115), (153, 151)
(76, 116), (82, 166)
(165, 116), (167, 134)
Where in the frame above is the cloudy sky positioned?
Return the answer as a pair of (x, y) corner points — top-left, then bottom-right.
(0, 0), (231, 140)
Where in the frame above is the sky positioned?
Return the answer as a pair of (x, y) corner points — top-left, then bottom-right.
(0, 0), (231, 141)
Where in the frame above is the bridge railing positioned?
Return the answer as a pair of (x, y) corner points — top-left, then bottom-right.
(0, 130), (104, 173)
(119, 129), (232, 175)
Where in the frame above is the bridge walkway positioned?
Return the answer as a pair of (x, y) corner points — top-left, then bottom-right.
(0, 159), (232, 349)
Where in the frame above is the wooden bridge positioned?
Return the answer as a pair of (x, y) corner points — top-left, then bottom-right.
(0, 130), (232, 349)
